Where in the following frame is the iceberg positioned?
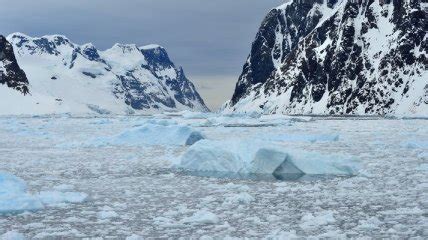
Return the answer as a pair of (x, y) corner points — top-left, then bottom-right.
(90, 123), (205, 147)
(37, 191), (88, 206)
(177, 140), (360, 180)
(181, 210), (219, 225)
(0, 172), (44, 214)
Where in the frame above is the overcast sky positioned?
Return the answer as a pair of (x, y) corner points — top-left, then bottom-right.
(0, 0), (285, 110)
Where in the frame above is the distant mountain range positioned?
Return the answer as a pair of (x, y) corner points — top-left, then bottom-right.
(0, 33), (208, 115)
(224, 0), (427, 116)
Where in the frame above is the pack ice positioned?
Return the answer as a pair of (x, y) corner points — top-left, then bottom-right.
(177, 140), (360, 180)
(89, 122), (204, 147)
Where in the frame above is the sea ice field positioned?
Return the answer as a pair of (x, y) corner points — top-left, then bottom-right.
(0, 112), (427, 239)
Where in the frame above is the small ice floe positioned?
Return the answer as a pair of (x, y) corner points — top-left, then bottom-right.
(180, 110), (212, 119)
(356, 216), (383, 230)
(0, 172), (44, 214)
(37, 191), (88, 206)
(300, 211), (336, 230)
(417, 163), (428, 171)
(89, 123), (205, 147)
(266, 134), (340, 143)
(176, 140), (360, 180)
(126, 234), (145, 240)
(97, 206), (118, 219)
(266, 230), (298, 239)
(0, 172), (89, 214)
(181, 209), (219, 225)
(402, 140), (428, 149)
(205, 116), (287, 128)
(223, 192), (255, 205)
(97, 210), (118, 219)
(88, 118), (113, 125)
(1, 231), (26, 240)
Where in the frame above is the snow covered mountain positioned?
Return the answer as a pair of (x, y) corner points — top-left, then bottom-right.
(0, 35), (29, 95)
(0, 33), (208, 115)
(224, 0), (427, 116)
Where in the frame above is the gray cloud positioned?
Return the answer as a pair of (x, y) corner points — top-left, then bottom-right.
(0, 0), (285, 109)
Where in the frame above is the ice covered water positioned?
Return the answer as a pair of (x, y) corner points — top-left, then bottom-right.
(0, 114), (426, 238)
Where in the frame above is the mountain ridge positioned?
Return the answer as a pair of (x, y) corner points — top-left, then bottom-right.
(224, 0), (427, 116)
(0, 32), (208, 115)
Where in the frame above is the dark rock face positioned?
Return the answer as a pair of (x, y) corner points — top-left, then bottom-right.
(228, 0), (427, 115)
(140, 46), (207, 110)
(111, 45), (209, 111)
(0, 35), (29, 95)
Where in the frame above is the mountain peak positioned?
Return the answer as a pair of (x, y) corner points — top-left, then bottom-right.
(140, 44), (163, 50)
(226, 0), (428, 116)
(2, 32), (208, 114)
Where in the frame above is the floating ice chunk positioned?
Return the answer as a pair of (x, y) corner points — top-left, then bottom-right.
(37, 191), (88, 206)
(267, 134), (340, 143)
(126, 234), (144, 240)
(417, 163), (428, 171)
(97, 206), (119, 219)
(97, 210), (118, 219)
(90, 123), (204, 147)
(180, 110), (211, 119)
(260, 114), (313, 122)
(178, 140), (247, 173)
(177, 140), (360, 180)
(89, 118), (113, 125)
(139, 118), (177, 126)
(224, 192), (255, 205)
(267, 230), (298, 239)
(52, 184), (75, 191)
(300, 210), (336, 230)
(1, 231), (25, 240)
(402, 140), (428, 149)
(153, 216), (184, 228)
(0, 172), (44, 214)
(181, 210), (219, 225)
(356, 216), (383, 230)
(206, 116), (283, 127)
